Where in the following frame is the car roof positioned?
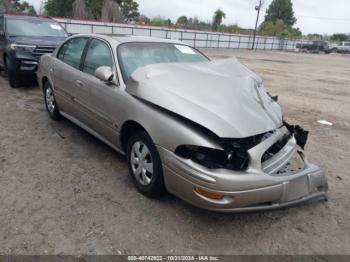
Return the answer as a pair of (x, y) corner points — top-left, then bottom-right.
(3, 13), (55, 22)
(72, 33), (185, 46)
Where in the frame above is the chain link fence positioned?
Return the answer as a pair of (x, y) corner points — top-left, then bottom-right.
(55, 18), (311, 51)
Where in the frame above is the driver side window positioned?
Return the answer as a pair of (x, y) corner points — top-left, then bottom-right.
(57, 37), (89, 69)
(82, 39), (114, 75)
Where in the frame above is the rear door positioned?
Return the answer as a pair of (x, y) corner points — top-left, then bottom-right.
(50, 37), (90, 119)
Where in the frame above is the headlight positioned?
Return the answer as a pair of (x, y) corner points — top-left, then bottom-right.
(10, 44), (36, 52)
(175, 145), (250, 171)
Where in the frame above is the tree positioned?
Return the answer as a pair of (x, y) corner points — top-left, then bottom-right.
(176, 16), (188, 25)
(331, 33), (349, 42)
(262, 19), (287, 36)
(262, 19), (301, 38)
(85, 0), (139, 21)
(16, 1), (37, 15)
(264, 0), (296, 27)
(101, 0), (124, 22)
(0, 0), (36, 14)
(149, 16), (169, 27)
(73, 0), (88, 19)
(85, 0), (104, 19)
(45, 0), (73, 17)
(138, 15), (150, 25)
(116, 0), (139, 21)
(212, 9), (226, 31)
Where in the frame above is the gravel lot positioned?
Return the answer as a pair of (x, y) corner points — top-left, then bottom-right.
(0, 50), (349, 255)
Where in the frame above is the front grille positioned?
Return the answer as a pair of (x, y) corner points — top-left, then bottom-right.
(32, 46), (56, 59)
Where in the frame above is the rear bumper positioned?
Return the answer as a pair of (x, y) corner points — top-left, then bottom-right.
(157, 130), (328, 212)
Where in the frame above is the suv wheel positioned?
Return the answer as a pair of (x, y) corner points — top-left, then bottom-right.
(126, 131), (166, 198)
(5, 56), (21, 88)
(44, 81), (60, 120)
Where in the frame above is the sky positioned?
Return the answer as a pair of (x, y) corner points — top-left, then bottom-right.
(26, 0), (350, 35)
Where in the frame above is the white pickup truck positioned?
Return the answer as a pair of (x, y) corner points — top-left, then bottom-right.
(330, 42), (350, 54)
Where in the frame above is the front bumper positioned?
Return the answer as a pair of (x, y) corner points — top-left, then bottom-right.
(158, 128), (328, 212)
(7, 51), (39, 76)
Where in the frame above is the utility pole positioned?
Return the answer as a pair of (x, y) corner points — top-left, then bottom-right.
(252, 0), (263, 50)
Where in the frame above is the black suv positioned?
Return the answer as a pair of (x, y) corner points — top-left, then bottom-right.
(0, 14), (68, 88)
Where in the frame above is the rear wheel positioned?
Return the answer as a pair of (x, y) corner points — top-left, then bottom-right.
(5, 56), (21, 88)
(44, 81), (60, 120)
(126, 131), (166, 198)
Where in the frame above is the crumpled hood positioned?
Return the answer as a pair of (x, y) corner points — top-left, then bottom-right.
(126, 58), (283, 138)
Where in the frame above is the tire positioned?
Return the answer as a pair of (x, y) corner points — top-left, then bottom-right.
(126, 131), (166, 198)
(43, 81), (60, 120)
(5, 56), (21, 88)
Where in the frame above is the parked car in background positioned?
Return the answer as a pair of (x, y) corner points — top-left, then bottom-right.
(296, 41), (331, 54)
(37, 34), (328, 212)
(0, 14), (68, 88)
(330, 42), (350, 54)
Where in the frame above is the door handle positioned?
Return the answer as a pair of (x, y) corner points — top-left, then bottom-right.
(75, 80), (84, 87)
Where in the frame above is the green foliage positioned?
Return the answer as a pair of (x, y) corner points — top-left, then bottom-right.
(45, 0), (139, 21)
(212, 9), (226, 31)
(306, 33), (323, 40)
(261, 19), (301, 38)
(176, 16), (188, 25)
(137, 15), (150, 25)
(116, 0), (139, 21)
(15, 1), (36, 15)
(0, 0), (36, 14)
(149, 16), (169, 27)
(264, 0), (296, 27)
(330, 33), (349, 42)
(45, 0), (73, 17)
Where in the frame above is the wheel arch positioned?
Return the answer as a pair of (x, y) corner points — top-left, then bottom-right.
(41, 76), (49, 90)
(120, 120), (150, 152)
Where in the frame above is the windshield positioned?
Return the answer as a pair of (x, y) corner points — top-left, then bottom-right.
(6, 18), (68, 37)
(118, 42), (209, 81)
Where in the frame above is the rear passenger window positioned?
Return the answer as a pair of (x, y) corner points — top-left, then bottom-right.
(82, 39), (114, 75)
(58, 37), (88, 69)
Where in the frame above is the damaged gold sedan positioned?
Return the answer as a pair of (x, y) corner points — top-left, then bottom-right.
(37, 34), (328, 212)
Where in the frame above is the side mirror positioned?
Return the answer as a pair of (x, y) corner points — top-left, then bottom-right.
(94, 66), (114, 83)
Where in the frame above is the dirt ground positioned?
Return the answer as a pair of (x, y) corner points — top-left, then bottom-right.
(0, 50), (349, 255)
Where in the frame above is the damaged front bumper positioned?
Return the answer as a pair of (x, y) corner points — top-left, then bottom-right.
(158, 126), (328, 212)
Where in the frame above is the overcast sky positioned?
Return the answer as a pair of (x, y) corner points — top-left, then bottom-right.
(27, 0), (350, 34)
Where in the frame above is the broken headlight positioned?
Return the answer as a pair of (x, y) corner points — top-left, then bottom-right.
(175, 145), (250, 171)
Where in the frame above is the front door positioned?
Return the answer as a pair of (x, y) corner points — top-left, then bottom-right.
(75, 38), (121, 145)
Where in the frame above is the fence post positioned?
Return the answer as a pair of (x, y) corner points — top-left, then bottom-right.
(194, 32), (197, 48)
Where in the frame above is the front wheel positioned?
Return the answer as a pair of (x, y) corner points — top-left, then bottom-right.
(44, 81), (60, 120)
(126, 131), (166, 198)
